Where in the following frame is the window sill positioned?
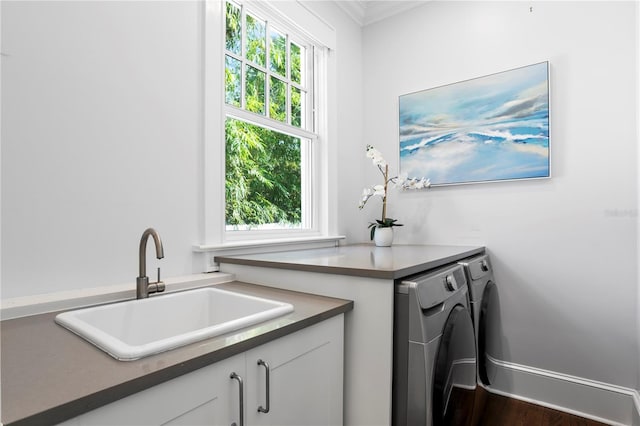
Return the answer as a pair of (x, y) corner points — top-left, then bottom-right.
(193, 235), (346, 272)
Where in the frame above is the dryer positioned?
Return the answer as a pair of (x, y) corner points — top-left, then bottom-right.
(393, 264), (477, 426)
(458, 254), (498, 386)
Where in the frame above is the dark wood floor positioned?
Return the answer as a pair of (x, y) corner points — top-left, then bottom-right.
(476, 391), (609, 426)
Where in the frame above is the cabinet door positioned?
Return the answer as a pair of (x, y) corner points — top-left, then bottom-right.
(245, 315), (344, 426)
(59, 354), (244, 426)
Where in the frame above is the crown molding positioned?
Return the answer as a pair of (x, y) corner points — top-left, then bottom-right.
(334, 1), (426, 27)
(334, 0), (367, 26)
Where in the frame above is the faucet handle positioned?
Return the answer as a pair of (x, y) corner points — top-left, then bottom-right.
(149, 267), (165, 294)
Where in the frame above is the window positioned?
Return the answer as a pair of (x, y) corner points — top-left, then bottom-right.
(223, 0), (318, 235)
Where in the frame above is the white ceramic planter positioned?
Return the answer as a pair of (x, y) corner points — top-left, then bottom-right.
(373, 227), (394, 247)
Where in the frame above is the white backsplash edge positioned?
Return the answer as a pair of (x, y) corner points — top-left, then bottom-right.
(0, 273), (236, 321)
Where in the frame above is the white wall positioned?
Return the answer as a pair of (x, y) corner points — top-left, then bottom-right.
(0, 1), (362, 299)
(303, 1), (365, 241)
(2, 1), (204, 299)
(358, 0), (638, 391)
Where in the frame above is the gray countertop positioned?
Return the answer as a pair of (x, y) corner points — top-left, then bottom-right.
(216, 244), (485, 279)
(1, 282), (353, 426)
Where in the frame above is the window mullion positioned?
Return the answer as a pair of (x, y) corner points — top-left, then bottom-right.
(308, 45), (315, 133)
(286, 34), (291, 126)
(265, 20), (271, 120)
(244, 61), (268, 74)
(224, 51), (242, 62)
(240, 4), (247, 110)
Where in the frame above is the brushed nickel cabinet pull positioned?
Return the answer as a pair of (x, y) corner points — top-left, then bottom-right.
(230, 372), (244, 426)
(257, 359), (271, 414)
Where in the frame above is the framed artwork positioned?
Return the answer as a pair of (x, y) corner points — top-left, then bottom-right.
(399, 61), (550, 186)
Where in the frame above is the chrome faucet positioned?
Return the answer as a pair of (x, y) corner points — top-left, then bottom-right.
(136, 228), (165, 299)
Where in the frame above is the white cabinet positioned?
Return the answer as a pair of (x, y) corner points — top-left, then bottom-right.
(60, 315), (343, 426)
(60, 354), (244, 426)
(245, 315), (343, 426)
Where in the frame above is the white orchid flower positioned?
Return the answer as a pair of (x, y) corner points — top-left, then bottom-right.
(373, 184), (386, 197)
(365, 145), (381, 159)
(397, 175), (431, 190)
(418, 178), (431, 189)
(358, 187), (374, 209)
(372, 155), (387, 167)
(366, 145), (387, 167)
(394, 173), (409, 188)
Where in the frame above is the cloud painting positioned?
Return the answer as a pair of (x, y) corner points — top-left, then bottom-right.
(399, 62), (550, 185)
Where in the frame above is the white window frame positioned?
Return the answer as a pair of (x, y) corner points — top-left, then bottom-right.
(200, 0), (339, 256)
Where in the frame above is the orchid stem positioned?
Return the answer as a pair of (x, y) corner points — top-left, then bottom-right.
(381, 164), (388, 223)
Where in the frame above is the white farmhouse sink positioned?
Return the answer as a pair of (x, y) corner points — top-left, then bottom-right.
(55, 287), (294, 361)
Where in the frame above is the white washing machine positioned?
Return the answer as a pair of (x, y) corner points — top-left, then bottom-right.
(458, 254), (498, 386)
(393, 264), (478, 426)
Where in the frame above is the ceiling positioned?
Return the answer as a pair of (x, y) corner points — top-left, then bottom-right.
(334, 1), (427, 27)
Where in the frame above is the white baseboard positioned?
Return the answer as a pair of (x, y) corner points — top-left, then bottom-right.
(485, 354), (639, 426)
(632, 391), (640, 426)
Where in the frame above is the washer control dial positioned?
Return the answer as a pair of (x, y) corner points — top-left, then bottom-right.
(480, 260), (489, 272)
(444, 274), (458, 291)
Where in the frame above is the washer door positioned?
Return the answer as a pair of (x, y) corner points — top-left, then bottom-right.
(433, 304), (477, 426)
(479, 280), (497, 385)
